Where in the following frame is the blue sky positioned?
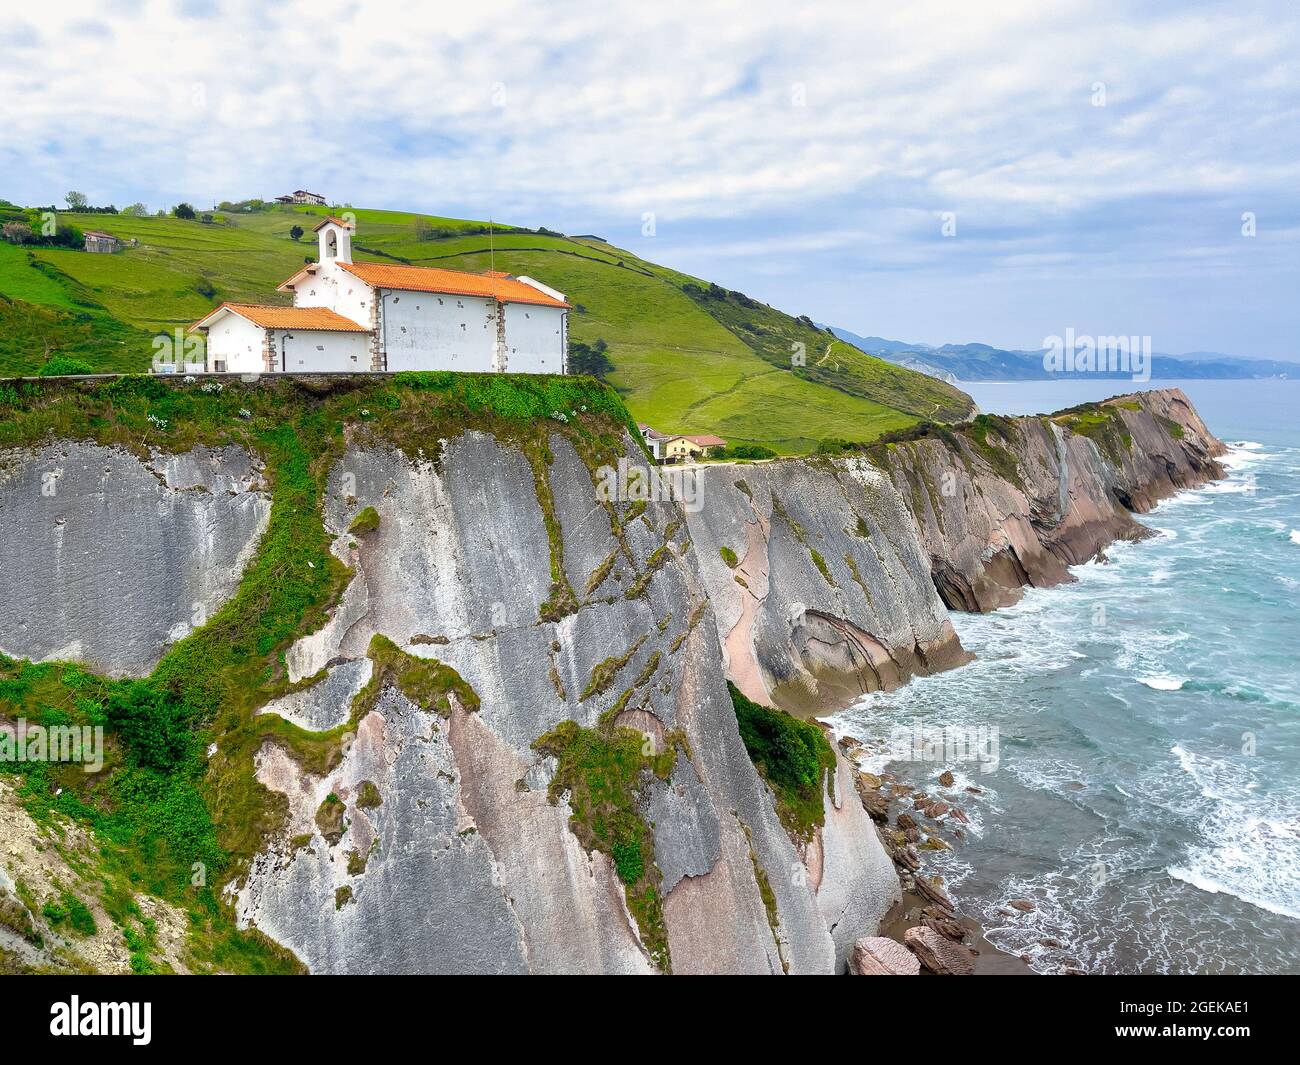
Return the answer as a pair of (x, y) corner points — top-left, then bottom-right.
(3, 0), (1298, 358)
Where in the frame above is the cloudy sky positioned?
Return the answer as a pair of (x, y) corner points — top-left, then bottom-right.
(4, 0), (1298, 357)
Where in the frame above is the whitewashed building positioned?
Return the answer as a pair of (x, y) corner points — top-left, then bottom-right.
(192, 217), (569, 374)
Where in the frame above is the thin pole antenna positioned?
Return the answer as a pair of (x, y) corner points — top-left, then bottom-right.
(489, 216), (495, 273)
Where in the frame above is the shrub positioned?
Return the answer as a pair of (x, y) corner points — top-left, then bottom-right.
(173, 203), (196, 220)
(715, 443), (776, 461)
(728, 683), (835, 840)
(43, 893), (96, 937)
(38, 357), (95, 377)
(103, 681), (198, 773)
(567, 338), (613, 379)
(612, 840), (644, 885)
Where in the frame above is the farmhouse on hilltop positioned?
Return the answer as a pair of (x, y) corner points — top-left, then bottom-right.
(275, 190), (327, 205)
(191, 217), (569, 374)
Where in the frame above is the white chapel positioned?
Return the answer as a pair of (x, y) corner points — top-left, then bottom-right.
(191, 217), (569, 374)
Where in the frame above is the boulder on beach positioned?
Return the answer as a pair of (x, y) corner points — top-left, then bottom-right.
(851, 936), (921, 976)
(904, 926), (977, 975)
(938, 770), (955, 787)
(858, 786), (889, 823)
(921, 906), (966, 941)
(915, 875), (955, 911)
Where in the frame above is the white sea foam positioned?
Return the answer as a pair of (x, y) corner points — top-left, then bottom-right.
(1139, 675), (1185, 691)
(1168, 865), (1300, 921)
(1290, 529), (1300, 546)
(1166, 744), (1300, 920)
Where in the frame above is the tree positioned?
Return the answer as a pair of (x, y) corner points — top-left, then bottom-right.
(173, 202), (196, 220)
(65, 191), (88, 210)
(120, 202), (147, 217)
(567, 338), (613, 378)
(289, 224), (304, 241)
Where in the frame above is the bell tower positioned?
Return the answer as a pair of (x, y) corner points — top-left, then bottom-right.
(313, 216), (353, 264)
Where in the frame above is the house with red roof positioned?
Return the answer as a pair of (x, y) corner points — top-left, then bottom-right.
(191, 217), (569, 374)
(637, 423), (727, 463)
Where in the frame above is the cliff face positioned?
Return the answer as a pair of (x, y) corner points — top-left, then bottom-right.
(0, 443), (268, 676)
(681, 456), (969, 715)
(230, 431), (907, 974)
(873, 388), (1226, 611)
(0, 382), (1225, 975)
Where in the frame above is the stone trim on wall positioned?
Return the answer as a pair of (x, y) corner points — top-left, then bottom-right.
(370, 288), (384, 371)
(492, 299), (508, 372)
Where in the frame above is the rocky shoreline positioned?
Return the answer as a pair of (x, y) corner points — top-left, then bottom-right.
(819, 389), (1229, 975)
(840, 733), (1034, 974)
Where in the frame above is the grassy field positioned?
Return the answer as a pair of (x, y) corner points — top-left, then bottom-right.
(0, 202), (971, 450)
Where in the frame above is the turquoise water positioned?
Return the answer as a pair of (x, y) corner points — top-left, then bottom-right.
(833, 379), (1300, 974)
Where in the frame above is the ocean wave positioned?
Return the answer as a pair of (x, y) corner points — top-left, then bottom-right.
(1164, 744), (1300, 919)
(1290, 529), (1300, 546)
(1167, 865), (1300, 921)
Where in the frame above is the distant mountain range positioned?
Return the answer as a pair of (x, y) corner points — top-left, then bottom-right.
(825, 327), (1296, 382)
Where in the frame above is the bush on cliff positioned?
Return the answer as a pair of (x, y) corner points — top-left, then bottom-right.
(728, 682), (835, 841)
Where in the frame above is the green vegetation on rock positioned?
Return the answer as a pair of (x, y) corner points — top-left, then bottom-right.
(347, 506), (380, 535)
(531, 718), (682, 970)
(0, 371), (636, 972)
(728, 683), (836, 842)
(355, 634), (480, 720)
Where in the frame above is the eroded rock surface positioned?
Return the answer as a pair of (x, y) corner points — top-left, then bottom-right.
(851, 935), (920, 975)
(877, 388), (1226, 610)
(237, 431), (886, 973)
(684, 456), (969, 715)
(0, 442), (269, 676)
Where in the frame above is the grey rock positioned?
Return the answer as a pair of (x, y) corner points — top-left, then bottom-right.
(0, 442), (269, 676)
(258, 658), (372, 732)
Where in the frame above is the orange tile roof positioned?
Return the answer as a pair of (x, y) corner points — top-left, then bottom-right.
(336, 261), (569, 308)
(190, 303), (368, 332)
(313, 216), (354, 232)
(674, 434), (727, 447)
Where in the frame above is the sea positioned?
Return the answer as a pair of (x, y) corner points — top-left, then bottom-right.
(830, 378), (1300, 974)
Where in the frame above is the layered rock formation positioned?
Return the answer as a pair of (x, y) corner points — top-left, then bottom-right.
(0, 384), (1225, 975)
(874, 388), (1225, 611)
(233, 431), (905, 973)
(682, 455), (969, 715)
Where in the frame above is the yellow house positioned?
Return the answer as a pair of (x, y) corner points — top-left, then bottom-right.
(662, 433), (726, 463)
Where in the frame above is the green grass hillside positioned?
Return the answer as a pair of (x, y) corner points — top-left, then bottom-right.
(0, 202), (972, 451)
